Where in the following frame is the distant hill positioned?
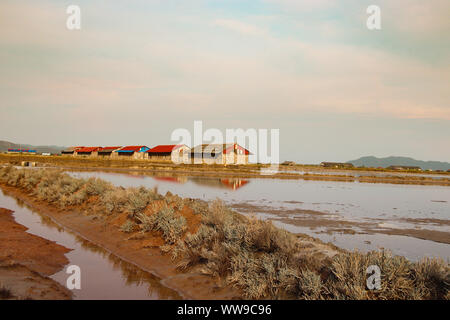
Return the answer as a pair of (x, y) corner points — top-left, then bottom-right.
(347, 156), (450, 171)
(0, 140), (66, 154)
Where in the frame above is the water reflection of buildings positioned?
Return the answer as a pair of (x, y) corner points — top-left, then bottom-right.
(220, 178), (249, 190)
(189, 177), (249, 190)
(153, 176), (188, 183)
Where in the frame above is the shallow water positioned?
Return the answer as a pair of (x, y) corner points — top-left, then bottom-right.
(69, 170), (450, 261)
(0, 190), (181, 300)
(278, 169), (450, 180)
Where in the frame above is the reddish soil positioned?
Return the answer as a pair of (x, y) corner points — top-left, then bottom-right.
(0, 208), (72, 300)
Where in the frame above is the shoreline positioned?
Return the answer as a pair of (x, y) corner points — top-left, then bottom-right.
(1, 154), (449, 186)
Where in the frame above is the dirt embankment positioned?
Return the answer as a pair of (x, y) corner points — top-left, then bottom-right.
(0, 208), (72, 300)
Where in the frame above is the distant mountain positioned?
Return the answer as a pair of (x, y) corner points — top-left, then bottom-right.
(347, 156), (450, 171)
(0, 140), (66, 154)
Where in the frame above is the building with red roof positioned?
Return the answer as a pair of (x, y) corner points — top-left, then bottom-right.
(96, 146), (122, 157)
(113, 146), (150, 160)
(74, 147), (101, 156)
(61, 146), (85, 155)
(146, 144), (190, 163)
(190, 143), (250, 165)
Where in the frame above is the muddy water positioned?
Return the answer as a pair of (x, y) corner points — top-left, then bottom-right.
(0, 190), (181, 300)
(69, 170), (450, 261)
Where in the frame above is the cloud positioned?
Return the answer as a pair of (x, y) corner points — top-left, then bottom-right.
(213, 19), (268, 36)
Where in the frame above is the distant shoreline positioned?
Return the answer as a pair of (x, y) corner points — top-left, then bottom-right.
(1, 153), (449, 187)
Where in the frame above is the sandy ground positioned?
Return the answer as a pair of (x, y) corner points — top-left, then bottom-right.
(0, 208), (72, 300)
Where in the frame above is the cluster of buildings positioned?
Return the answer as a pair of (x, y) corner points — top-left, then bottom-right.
(7, 149), (37, 154)
(320, 162), (354, 169)
(60, 144), (250, 165)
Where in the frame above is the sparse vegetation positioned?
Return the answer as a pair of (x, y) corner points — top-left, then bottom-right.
(0, 284), (12, 299)
(120, 220), (136, 233)
(0, 165), (448, 300)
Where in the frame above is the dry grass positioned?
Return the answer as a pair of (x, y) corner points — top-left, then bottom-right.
(0, 165), (448, 300)
(120, 220), (136, 233)
(0, 284), (12, 299)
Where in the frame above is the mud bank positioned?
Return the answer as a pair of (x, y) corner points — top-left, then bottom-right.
(0, 208), (72, 300)
(231, 203), (450, 245)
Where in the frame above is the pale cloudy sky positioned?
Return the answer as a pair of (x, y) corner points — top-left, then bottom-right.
(0, 0), (449, 163)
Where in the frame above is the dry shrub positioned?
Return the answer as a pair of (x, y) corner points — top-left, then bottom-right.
(85, 177), (113, 196)
(153, 204), (187, 244)
(120, 220), (136, 233)
(101, 188), (128, 214)
(175, 200), (302, 299)
(188, 199), (208, 215)
(0, 284), (13, 299)
(412, 257), (449, 299)
(125, 186), (160, 215)
(328, 250), (418, 300)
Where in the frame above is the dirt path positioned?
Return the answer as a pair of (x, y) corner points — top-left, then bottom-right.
(0, 208), (72, 300)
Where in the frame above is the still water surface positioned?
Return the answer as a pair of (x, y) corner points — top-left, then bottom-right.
(0, 189), (181, 300)
(69, 170), (450, 261)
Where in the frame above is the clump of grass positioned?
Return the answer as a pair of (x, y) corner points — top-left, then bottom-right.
(0, 284), (13, 299)
(85, 177), (113, 196)
(174, 200), (301, 298)
(188, 199), (208, 215)
(327, 250), (416, 300)
(100, 188), (128, 214)
(120, 220), (136, 233)
(136, 204), (186, 244)
(173, 199), (450, 300)
(412, 257), (450, 299)
(125, 186), (160, 215)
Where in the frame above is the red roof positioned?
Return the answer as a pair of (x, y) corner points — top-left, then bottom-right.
(98, 146), (122, 152)
(147, 145), (182, 153)
(223, 144), (250, 155)
(76, 147), (101, 153)
(119, 146), (147, 152)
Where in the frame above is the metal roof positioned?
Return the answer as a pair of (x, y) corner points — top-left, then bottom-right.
(117, 146), (148, 152)
(147, 145), (185, 153)
(97, 146), (122, 152)
(76, 147), (101, 153)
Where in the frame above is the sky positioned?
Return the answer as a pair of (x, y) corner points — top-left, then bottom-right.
(0, 0), (449, 163)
